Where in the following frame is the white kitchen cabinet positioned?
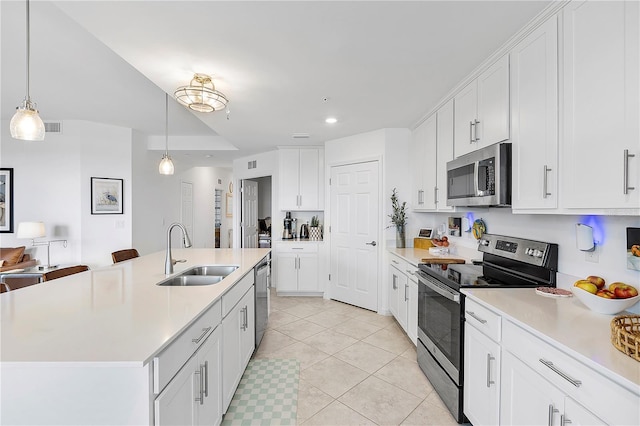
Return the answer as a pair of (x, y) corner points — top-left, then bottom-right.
(222, 285), (255, 412)
(411, 100), (454, 212)
(279, 147), (324, 211)
(275, 242), (320, 295)
(387, 254), (417, 345)
(454, 55), (510, 158)
(411, 114), (437, 210)
(561, 0), (639, 210)
(155, 326), (222, 426)
(463, 298), (501, 426)
(511, 16), (559, 211)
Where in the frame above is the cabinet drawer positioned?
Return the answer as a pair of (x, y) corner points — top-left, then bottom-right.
(389, 254), (409, 272)
(276, 242), (318, 253)
(153, 299), (222, 394)
(222, 271), (254, 317)
(464, 298), (501, 342)
(503, 320), (639, 426)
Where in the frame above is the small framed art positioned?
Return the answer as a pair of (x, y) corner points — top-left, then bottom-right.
(91, 177), (123, 214)
(0, 168), (14, 233)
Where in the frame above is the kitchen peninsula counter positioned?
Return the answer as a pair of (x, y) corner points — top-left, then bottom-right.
(0, 248), (270, 364)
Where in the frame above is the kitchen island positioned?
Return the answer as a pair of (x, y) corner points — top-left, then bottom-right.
(0, 248), (270, 425)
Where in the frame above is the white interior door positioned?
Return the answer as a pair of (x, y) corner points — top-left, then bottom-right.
(241, 179), (258, 248)
(330, 161), (379, 311)
(181, 181), (194, 242)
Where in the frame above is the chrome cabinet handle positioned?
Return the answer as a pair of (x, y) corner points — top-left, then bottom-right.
(418, 189), (424, 205)
(405, 269), (414, 276)
(548, 404), (559, 426)
(195, 367), (204, 405)
(465, 310), (487, 324)
(192, 327), (212, 344)
(486, 354), (495, 387)
(241, 307), (247, 331)
(434, 187), (438, 205)
(470, 121), (475, 144)
(203, 361), (209, 397)
(543, 165), (552, 198)
(392, 259), (399, 265)
(474, 119), (480, 141)
(392, 275), (398, 290)
(561, 415), (572, 425)
(624, 149), (635, 194)
(539, 359), (582, 387)
(244, 305), (249, 330)
(404, 284), (408, 301)
(366, 241), (377, 246)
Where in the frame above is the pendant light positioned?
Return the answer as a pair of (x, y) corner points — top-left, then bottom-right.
(159, 94), (175, 175)
(10, 0), (45, 141)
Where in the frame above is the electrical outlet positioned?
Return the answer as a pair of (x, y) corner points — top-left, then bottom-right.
(585, 248), (599, 263)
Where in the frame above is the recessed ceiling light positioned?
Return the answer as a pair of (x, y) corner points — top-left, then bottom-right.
(325, 117), (337, 124)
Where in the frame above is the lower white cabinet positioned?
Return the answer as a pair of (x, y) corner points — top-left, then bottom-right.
(388, 254), (417, 345)
(464, 324), (500, 426)
(155, 326), (223, 426)
(222, 285), (255, 412)
(275, 243), (320, 294)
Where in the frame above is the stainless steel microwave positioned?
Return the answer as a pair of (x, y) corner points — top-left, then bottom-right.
(446, 143), (512, 207)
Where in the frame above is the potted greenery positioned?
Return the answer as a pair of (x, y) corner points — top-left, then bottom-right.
(309, 215), (322, 240)
(389, 188), (407, 248)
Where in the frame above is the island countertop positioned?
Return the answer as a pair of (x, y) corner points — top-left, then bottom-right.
(0, 248), (270, 365)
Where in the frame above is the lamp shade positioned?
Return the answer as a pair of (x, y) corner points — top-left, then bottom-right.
(17, 221), (46, 239)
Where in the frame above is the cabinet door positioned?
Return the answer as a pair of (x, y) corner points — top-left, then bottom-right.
(155, 357), (197, 426)
(562, 0), (639, 209)
(463, 324), (500, 426)
(563, 397), (606, 426)
(436, 99), (454, 211)
(279, 149), (301, 210)
(388, 265), (402, 319)
(511, 16), (559, 210)
(396, 272), (409, 333)
(500, 350), (564, 426)
(454, 81), (479, 157)
(407, 277), (418, 345)
(196, 327), (222, 426)
(222, 303), (243, 412)
(477, 55), (510, 148)
(298, 149), (320, 210)
(240, 287), (256, 370)
(275, 252), (298, 292)
(411, 117), (432, 209)
(297, 253), (319, 292)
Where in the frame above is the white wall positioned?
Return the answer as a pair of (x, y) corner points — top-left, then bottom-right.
(1, 120), (132, 268)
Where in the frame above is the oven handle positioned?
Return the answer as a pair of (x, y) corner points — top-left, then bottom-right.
(416, 271), (460, 303)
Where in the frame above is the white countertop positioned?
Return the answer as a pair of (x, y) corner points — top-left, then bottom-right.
(0, 248), (270, 365)
(462, 288), (640, 393)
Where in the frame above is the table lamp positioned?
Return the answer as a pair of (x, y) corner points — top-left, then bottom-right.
(17, 221), (67, 270)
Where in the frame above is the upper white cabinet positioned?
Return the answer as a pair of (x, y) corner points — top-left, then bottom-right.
(511, 16), (559, 210)
(411, 99), (454, 211)
(411, 114), (437, 210)
(279, 147), (324, 211)
(454, 55), (510, 158)
(561, 0), (639, 210)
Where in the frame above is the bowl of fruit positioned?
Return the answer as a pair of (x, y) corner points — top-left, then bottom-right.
(572, 276), (640, 315)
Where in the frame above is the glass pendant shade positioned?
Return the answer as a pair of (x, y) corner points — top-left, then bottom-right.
(159, 153), (175, 175)
(10, 101), (45, 141)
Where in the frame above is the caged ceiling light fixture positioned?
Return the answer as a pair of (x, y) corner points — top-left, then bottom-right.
(159, 94), (175, 175)
(10, 0), (45, 141)
(174, 73), (229, 113)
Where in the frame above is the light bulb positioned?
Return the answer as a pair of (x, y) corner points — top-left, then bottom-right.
(10, 105), (45, 141)
(159, 154), (174, 175)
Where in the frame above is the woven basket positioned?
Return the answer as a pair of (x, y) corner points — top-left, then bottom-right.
(611, 315), (640, 362)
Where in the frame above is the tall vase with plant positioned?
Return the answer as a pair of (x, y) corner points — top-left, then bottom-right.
(389, 188), (407, 248)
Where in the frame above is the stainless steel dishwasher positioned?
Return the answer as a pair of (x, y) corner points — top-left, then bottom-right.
(254, 254), (270, 348)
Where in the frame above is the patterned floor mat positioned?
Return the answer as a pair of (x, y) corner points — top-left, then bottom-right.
(222, 358), (299, 426)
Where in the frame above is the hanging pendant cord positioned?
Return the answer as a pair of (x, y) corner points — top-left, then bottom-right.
(26, 0), (31, 101)
(165, 93), (169, 154)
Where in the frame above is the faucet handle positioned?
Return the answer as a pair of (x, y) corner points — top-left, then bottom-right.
(173, 259), (187, 265)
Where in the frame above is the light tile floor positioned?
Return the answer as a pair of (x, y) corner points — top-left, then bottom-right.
(252, 290), (458, 425)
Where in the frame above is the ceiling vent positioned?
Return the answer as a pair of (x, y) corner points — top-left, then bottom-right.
(292, 133), (310, 139)
(44, 121), (62, 133)
(248, 160), (257, 169)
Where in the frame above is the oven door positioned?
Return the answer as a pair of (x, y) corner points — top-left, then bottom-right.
(416, 270), (463, 385)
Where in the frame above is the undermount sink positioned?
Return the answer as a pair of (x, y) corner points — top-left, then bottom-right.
(157, 265), (239, 286)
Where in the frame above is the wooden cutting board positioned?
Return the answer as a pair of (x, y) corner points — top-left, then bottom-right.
(420, 256), (466, 265)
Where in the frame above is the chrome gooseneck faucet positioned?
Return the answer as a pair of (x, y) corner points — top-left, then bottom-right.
(165, 222), (192, 274)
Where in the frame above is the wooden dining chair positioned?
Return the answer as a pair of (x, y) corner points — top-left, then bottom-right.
(111, 249), (140, 264)
(42, 265), (89, 282)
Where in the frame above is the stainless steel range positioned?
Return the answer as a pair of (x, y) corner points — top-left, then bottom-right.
(415, 234), (558, 423)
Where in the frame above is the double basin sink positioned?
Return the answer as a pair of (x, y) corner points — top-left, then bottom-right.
(157, 265), (239, 286)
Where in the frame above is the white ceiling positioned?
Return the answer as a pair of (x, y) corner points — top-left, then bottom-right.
(2, 1), (551, 168)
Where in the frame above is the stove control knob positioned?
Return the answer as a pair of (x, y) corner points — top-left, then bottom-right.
(479, 239), (490, 246)
(533, 250), (544, 258)
(525, 248), (532, 255)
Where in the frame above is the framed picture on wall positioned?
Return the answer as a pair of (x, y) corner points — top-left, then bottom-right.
(91, 177), (123, 214)
(226, 193), (233, 217)
(0, 168), (14, 233)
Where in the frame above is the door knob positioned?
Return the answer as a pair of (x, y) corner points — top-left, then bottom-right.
(366, 241), (377, 246)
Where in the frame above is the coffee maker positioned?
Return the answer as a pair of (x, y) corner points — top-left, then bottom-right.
(283, 212), (293, 239)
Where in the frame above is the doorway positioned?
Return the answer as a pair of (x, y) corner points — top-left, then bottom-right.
(240, 176), (272, 248)
(329, 161), (380, 311)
